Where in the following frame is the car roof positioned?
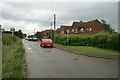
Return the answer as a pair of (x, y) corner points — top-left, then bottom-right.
(41, 38), (53, 41)
(42, 38), (52, 40)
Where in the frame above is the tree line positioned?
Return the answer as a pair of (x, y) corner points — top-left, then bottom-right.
(2, 29), (27, 39)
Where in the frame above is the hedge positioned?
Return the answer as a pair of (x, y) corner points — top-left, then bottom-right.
(55, 33), (120, 51)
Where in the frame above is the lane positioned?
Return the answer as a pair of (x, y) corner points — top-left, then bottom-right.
(22, 39), (118, 78)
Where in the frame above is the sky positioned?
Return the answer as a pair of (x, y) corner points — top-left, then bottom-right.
(0, 0), (119, 35)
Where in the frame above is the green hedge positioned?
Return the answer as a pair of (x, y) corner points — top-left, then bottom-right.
(55, 33), (120, 51)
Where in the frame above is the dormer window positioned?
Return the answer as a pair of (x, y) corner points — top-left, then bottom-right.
(90, 28), (92, 31)
(87, 27), (92, 31)
(79, 27), (84, 32)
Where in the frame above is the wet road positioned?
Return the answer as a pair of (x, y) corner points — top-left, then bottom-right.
(22, 39), (118, 78)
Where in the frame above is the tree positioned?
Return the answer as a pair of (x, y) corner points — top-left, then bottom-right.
(101, 20), (114, 33)
(14, 29), (24, 39)
(23, 34), (27, 38)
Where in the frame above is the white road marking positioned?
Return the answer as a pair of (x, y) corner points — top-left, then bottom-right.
(28, 47), (31, 50)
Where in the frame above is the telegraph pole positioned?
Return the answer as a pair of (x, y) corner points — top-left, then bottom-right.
(0, 25), (1, 80)
(53, 14), (56, 42)
(34, 28), (35, 38)
(51, 22), (53, 39)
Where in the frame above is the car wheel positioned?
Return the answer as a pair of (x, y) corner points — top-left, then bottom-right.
(40, 44), (42, 47)
(42, 45), (44, 48)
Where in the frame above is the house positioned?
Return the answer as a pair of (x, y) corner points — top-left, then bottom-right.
(41, 31), (46, 38)
(57, 19), (105, 35)
(55, 28), (61, 34)
(69, 19), (105, 35)
(34, 31), (42, 39)
(57, 25), (71, 34)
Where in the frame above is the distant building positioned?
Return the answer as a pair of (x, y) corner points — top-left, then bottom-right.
(56, 19), (105, 35)
(35, 19), (107, 39)
(56, 25), (71, 34)
(34, 31), (42, 39)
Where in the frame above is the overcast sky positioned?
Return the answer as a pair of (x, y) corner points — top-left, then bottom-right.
(0, 0), (119, 34)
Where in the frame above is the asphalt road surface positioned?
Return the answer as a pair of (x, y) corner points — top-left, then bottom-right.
(22, 39), (118, 78)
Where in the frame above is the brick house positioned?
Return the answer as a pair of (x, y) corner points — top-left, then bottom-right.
(34, 31), (42, 39)
(57, 19), (105, 35)
(55, 28), (61, 34)
(70, 19), (105, 34)
(56, 25), (71, 34)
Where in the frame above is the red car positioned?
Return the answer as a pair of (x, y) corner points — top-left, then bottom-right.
(40, 38), (54, 48)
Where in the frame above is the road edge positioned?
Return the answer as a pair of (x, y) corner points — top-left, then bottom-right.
(54, 45), (118, 60)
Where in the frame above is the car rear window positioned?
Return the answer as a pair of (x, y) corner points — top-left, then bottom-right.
(42, 39), (52, 42)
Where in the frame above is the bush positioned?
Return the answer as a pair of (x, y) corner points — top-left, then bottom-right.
(55, 33), (120, 51)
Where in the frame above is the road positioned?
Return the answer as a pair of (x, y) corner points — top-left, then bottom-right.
(22, 39), (118, 78)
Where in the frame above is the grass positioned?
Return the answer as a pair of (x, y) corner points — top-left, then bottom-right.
(2, 33), (25, 78)
(55, 43), (120, 56)
(0, 46), (2, 79)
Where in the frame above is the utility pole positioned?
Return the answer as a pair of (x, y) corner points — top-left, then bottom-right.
(34, 28), (35, 38)
(53, 14), (56, 42)
(0, 25), (1, 80)
(51, 22), (53, 39)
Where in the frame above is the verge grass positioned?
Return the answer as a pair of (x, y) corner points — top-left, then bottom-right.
(55, 43), (120, 56)
(2, 33), (25, 78)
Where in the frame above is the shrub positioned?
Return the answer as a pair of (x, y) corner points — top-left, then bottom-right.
(55, 33), (120, 51)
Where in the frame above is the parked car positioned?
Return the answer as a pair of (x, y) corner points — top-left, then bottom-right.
(40, 38), (53, 48)
(32, 37), (37, 41)
(28, 38), (33, 41)
(25, 37), (29, 40)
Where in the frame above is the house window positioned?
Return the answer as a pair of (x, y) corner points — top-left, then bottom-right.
(89, 28), (92, 31)
(72, 29), (74, 32)
(67, 30), (69, 33)
(79, 27), (84, 32)
(61, 31), (64, 34)
(75, 28), (78, 32)
(87, 27), (92, 31)
(87, 28), (89, 31)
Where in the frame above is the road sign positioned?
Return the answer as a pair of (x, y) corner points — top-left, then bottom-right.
(10, 28), (15, 46)
(10, 28), (15, 32)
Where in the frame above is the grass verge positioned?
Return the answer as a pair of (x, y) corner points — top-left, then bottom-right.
(55, 43), (120, 56)
(2, 33), (25, 78)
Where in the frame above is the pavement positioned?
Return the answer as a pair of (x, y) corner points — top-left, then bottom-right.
(55, 45), (119, 60)
(22, 39), (118, 78)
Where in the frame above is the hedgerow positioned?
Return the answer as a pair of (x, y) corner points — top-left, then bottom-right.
(55, 33), (120, 51)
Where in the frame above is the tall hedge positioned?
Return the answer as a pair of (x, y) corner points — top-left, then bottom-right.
(55, 33), (120, 51)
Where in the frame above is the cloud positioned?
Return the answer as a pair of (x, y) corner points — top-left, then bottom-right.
(54, 2), (118, 29)
(1, 1), (119, 34)
(0, 0), (119, 2)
